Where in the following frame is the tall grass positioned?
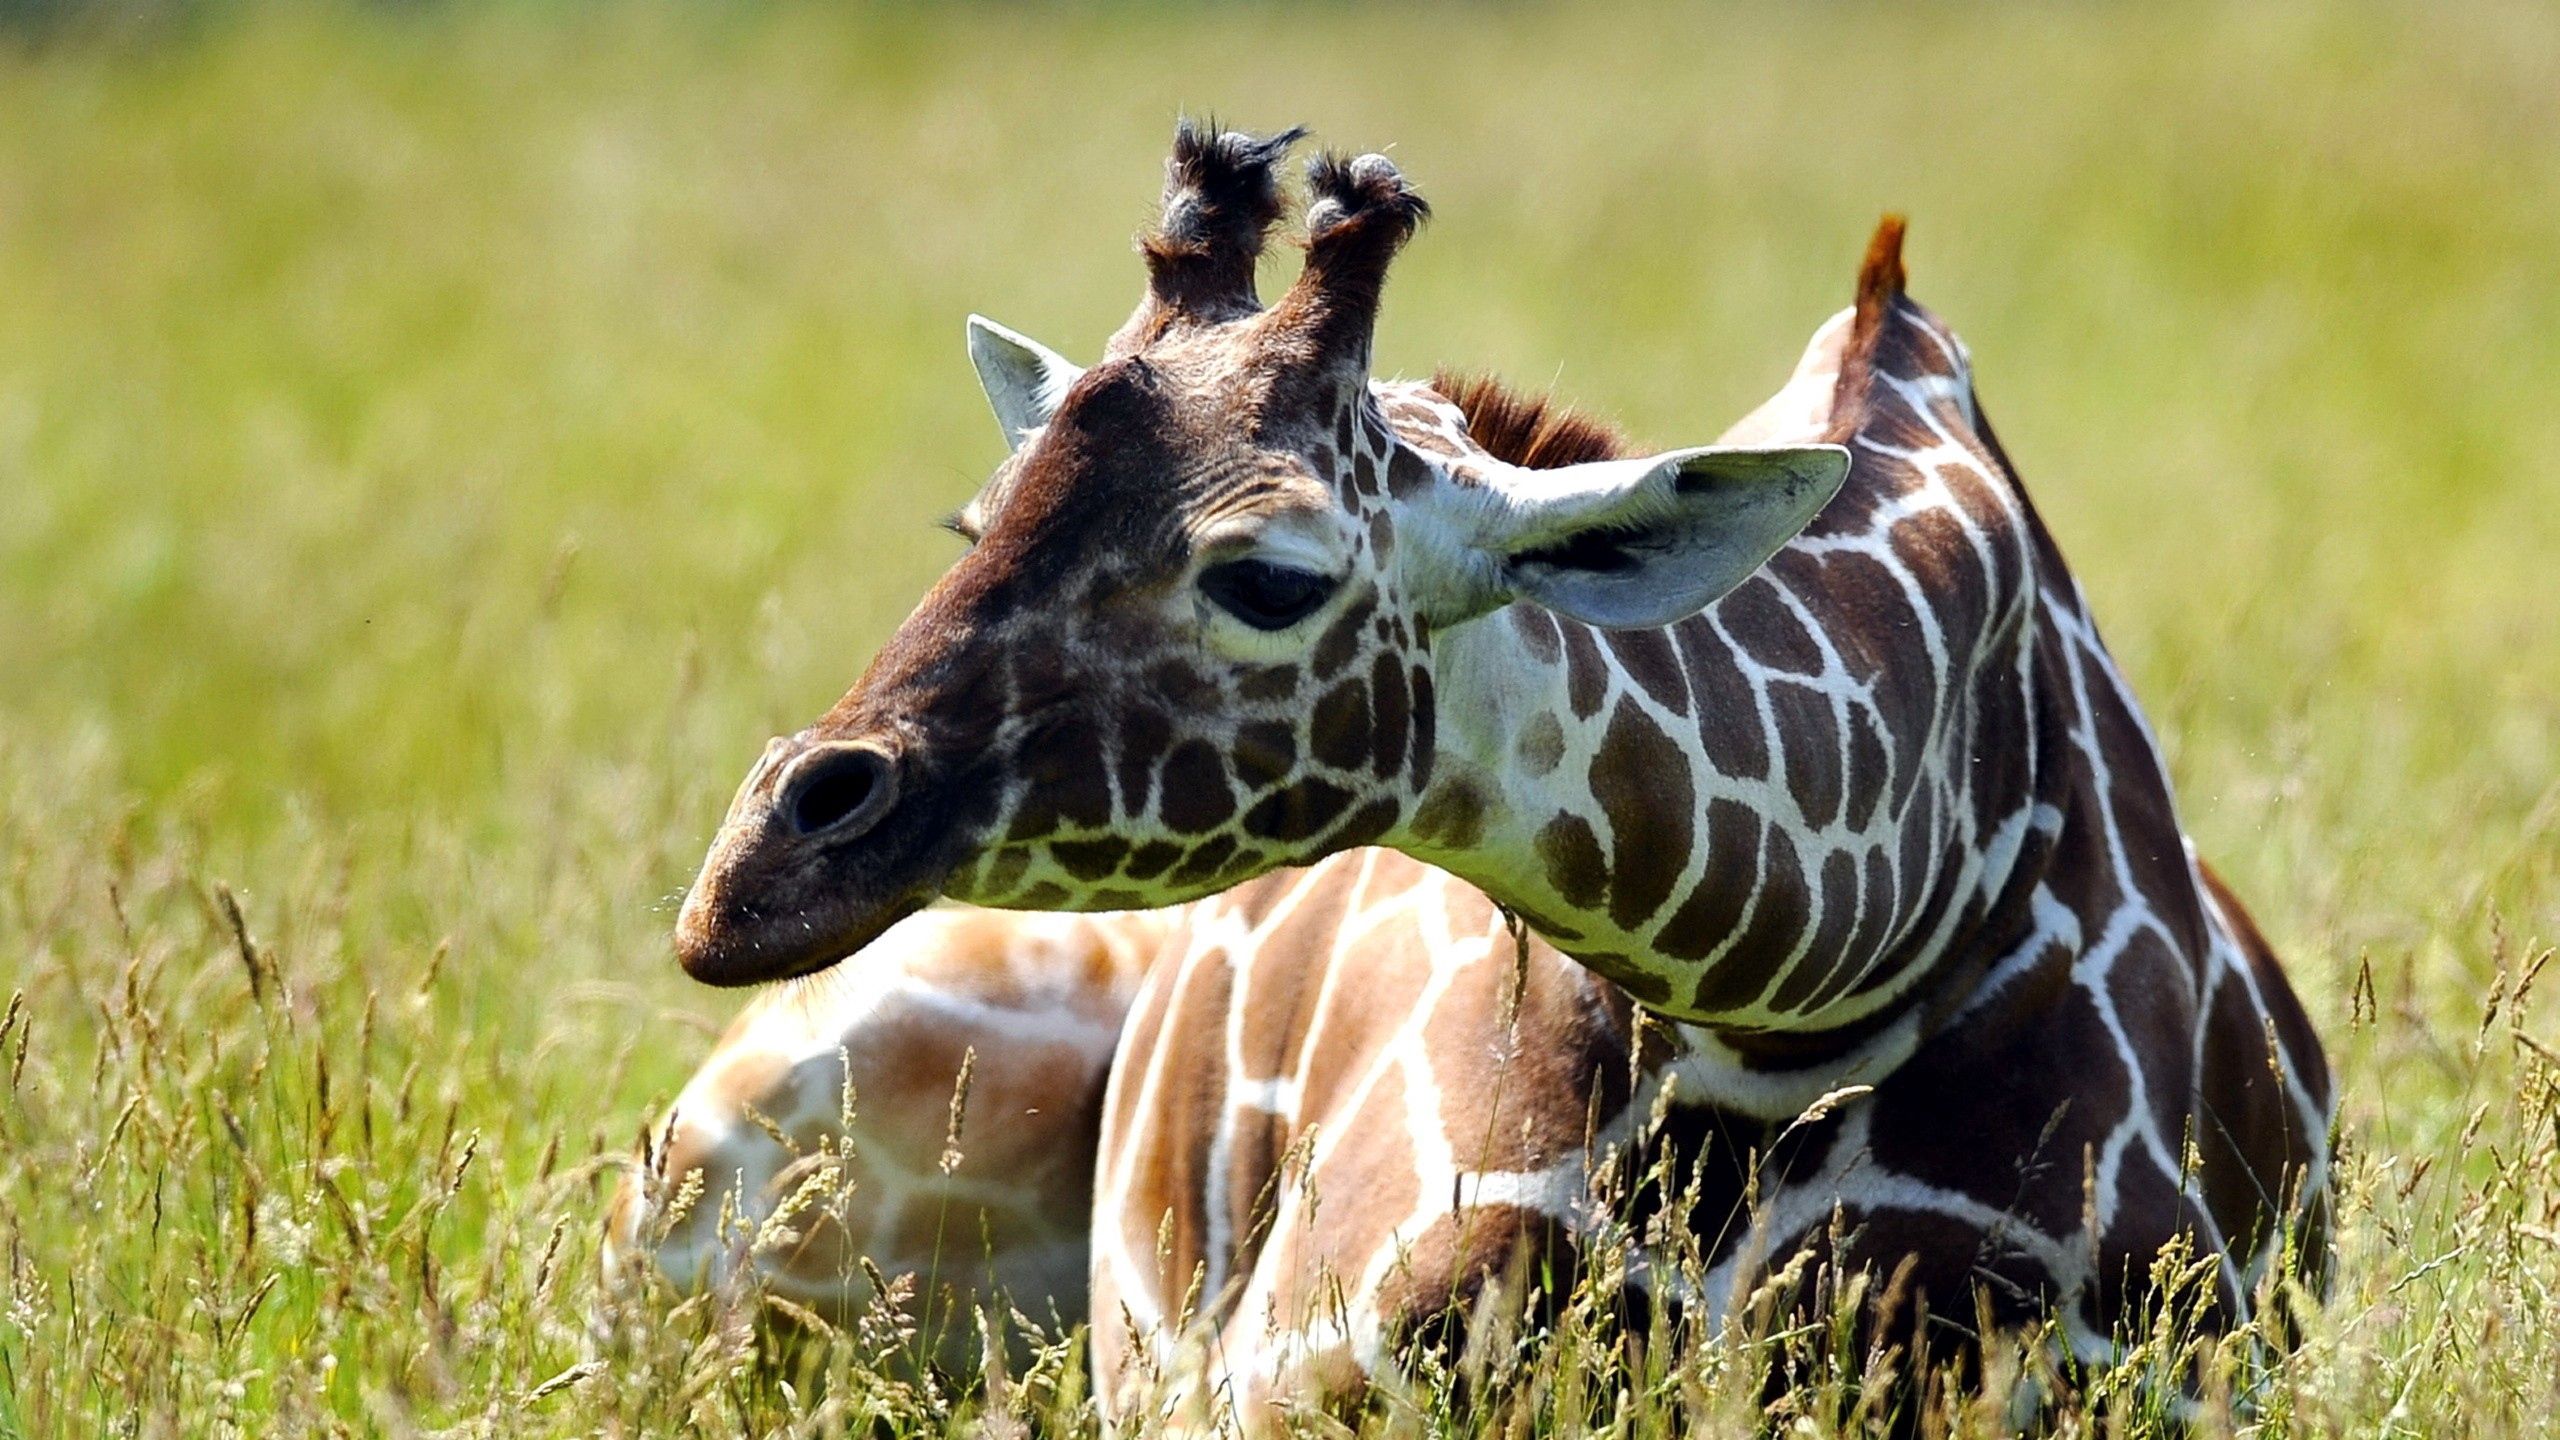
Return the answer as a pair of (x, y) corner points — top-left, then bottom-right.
(1, 2), (2554, 1433)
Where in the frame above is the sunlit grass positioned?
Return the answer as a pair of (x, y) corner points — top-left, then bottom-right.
(1, 1), (2554, 1434)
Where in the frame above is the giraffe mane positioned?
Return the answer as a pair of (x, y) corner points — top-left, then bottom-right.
(1429, 370), (1633, 468)
(1825, 214), (1909, 445)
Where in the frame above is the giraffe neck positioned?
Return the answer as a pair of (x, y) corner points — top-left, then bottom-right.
(1390, 322), (2062, 1048)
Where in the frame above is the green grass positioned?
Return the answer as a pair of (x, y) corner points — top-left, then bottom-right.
(2, 1), (2555, 1433)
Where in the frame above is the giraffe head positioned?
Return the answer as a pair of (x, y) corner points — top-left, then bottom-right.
(676, 124), (1849, 985)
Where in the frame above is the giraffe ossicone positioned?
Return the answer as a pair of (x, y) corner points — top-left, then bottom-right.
(663, 122), (2331, 1414)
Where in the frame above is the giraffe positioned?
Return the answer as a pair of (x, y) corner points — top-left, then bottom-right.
(601, 904), (1164, 1368)
(669, 123), (2332, 1411)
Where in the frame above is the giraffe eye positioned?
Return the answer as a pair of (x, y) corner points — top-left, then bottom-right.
(1199, 559), (1336, 631)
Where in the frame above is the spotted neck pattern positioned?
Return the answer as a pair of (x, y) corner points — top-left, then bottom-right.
(1382, 277), (2059, 1100)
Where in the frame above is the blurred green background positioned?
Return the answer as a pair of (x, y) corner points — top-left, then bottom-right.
(6, 2), (2553, 844)
(0, 2), (2555, 1431)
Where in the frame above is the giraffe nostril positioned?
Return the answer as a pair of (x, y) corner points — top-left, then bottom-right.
(779, 744), (898, 840)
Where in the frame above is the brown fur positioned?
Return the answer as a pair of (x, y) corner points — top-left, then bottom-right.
(1431, 370), (1633, 469)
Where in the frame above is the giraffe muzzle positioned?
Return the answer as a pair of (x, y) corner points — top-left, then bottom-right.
(675, 734), (962, 986)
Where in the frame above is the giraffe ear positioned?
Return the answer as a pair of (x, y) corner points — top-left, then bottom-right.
(966, 315), (1085, 449)
(1419, 445), (1851, 630)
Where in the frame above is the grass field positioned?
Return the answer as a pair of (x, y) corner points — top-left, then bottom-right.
(2, 1), (2556, 1434)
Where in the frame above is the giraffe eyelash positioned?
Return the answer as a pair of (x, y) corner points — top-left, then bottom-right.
(938, 511), (981, 544)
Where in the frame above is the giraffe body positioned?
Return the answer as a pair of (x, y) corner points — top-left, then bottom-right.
(668, 126), (2332, 1411)
(1098, 846), (2325, 1425)
(602, 906), (1161, 1364)
(1089, 851), (1626, 1422)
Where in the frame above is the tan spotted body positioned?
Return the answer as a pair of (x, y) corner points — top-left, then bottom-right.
(602, 907), (1161, 1360)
